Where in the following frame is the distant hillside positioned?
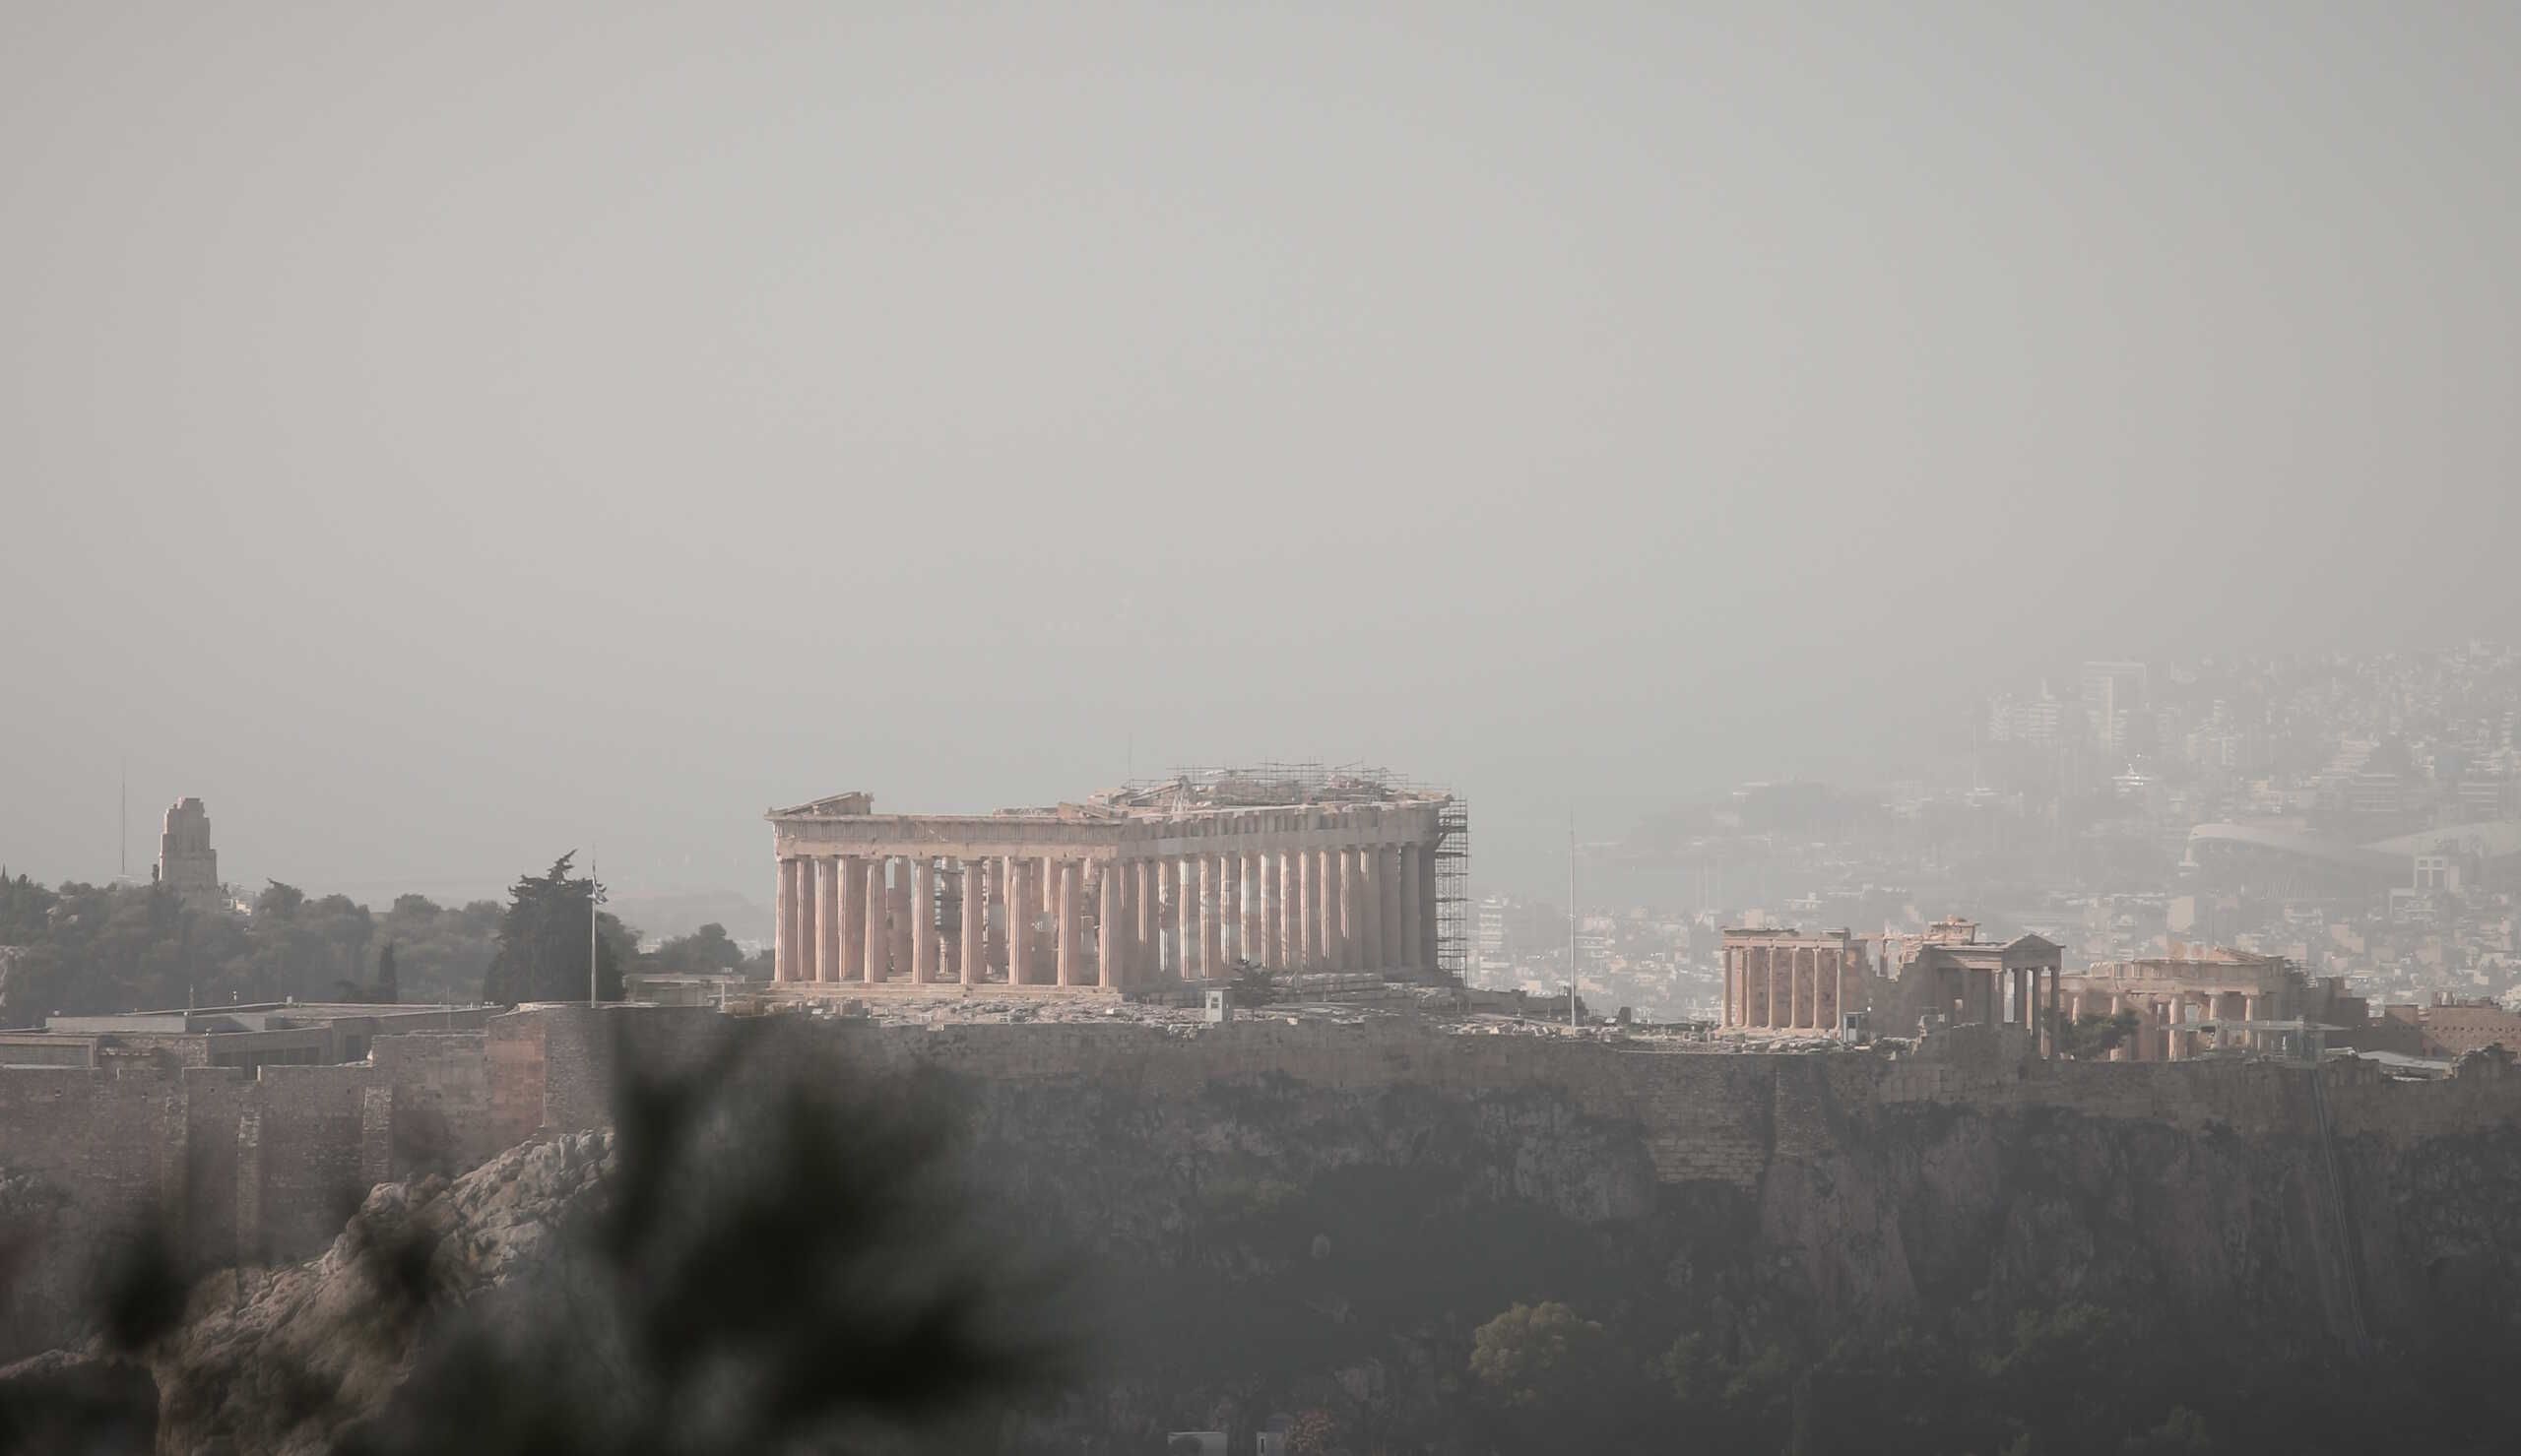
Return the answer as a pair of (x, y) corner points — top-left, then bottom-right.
(607, 887), (768, 945)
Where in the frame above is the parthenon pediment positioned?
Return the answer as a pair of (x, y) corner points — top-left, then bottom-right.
(769, 791), (874, 818)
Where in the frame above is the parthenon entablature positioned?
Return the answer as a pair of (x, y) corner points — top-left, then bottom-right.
(762, 771), (1459, 995)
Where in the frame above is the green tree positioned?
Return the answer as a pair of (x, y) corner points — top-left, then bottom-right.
(2055, 1009), (2141, 1060)
(647, 922), (743, 976)
(481, 855), (629, 1005)
(1227, 958), (1277, 1007)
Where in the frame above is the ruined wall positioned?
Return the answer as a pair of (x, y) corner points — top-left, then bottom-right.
(8, 1007), (2521, 1366)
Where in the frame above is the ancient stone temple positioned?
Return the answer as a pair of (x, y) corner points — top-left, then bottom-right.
(158, 797), (220, 900)
(763, 770), (1462, 994)
(2060, 945), (2307, 1061)
(1717, 927), (1873, 1037)
(1719, 917), (2067, 1054)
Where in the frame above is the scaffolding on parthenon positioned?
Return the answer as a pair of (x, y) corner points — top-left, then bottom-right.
(1433, 797), (1469, 985)
(1101, 763), (1469, 984)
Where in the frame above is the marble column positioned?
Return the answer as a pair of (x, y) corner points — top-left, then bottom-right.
(1134, 860), (1155, 980)
(1209, 851), (1230, 962)
(813, 857), (840, 983)
(1418, 845), (1440, 974)
(1199, 854), (1223, 979)
(1007, 858), (1034, 985)
(1260, 853), (1282, 969)
(797, 860), (820, 986)
(1294, 850), (1317, 971)
(862, 858), (887, 982)
(774, 856), (798, 981)
(1788, 948), (1805, 1029)
(1176, 857), (1197, 980)
(840, 855), (867, 981)
(1343, 848), (1368, 972)
(1357, 849), (1383, 973)
(1381, 848), (1404, 970)
(959, 859), (984, 986)
(1056, 860), (1079, 986)
(912, 858), (938, 982)
(985, 857), (1006, 979)
(1314, 849), (1337, 971)
(886, 869), (910, 981)
(1283, 848), (1303, 969)
(1399, 846), (1424, 973)
(1097, 861), (1121, 987)
(1243, 853), (1265, 968)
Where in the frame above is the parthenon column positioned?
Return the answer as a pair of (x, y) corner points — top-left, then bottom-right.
(1260, 853), (1282, 968)
(1006, 858), (1033, 984)
(1281, 851), (1303, 971)
(774, 857), (799, 981)
(813, 857), (840, 982)
(1133, 860), (1155, 979)
(862, 858), (888, 981)
(1398, 846), (1424, 972)
(840, 855), (867, 981)
(1314, 849), (1338, 971)
(1380, 848), (1404, 970)
(1097, 860), (1121, 987)
(1176, 857), (1197, 979)
(1341, 848), (1365, 972)
(1057, 860), (1080, 987)
(984, 857), (1007, 979)
(960, 858), (984, 986)
(913, 858), (938, 982)
(1243, 853), (1266, 968)
(1220, 852), (1243, 965)
(1421, 846), (1440, 971)
(1788, 948), (1805, 1029)
(884, 866), (907, 981)
(1199, 855), (1223, 979)
(1357, 848), (1384, 973)
(798, 860), (821, 986)
(1294, 850), (1317, 970)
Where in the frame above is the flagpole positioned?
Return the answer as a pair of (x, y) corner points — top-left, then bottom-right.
(589, 843), (600, 1007)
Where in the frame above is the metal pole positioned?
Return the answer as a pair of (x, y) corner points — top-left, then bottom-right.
(1568, 815), (1578, 1028)
(589, 844), (600, 1007)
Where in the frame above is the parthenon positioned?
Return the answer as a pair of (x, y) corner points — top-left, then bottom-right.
(764, 768), (1463, 993)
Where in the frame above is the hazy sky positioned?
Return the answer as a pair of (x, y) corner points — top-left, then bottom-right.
(4, 1), (2515, 903)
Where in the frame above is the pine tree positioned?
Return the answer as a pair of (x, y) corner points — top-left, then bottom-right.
(481, 854), (625, 1004)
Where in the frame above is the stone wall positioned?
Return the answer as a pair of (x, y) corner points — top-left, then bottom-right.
(7, 1007), (2521, 1362)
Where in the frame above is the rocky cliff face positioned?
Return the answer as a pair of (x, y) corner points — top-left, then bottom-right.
(147, 1130), (614, 1456)
(943, 1048), (2521, 1446)
(31, 1040), (2521, 1454)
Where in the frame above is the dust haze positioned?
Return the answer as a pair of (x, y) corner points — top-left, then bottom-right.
(5, 2), (2515, 898)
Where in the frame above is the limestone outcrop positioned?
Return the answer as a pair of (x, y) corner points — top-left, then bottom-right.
(148, 1129), (613, 1456)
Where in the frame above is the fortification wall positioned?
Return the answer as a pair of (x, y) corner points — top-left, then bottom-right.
(4, 1007), (2517, 1331)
